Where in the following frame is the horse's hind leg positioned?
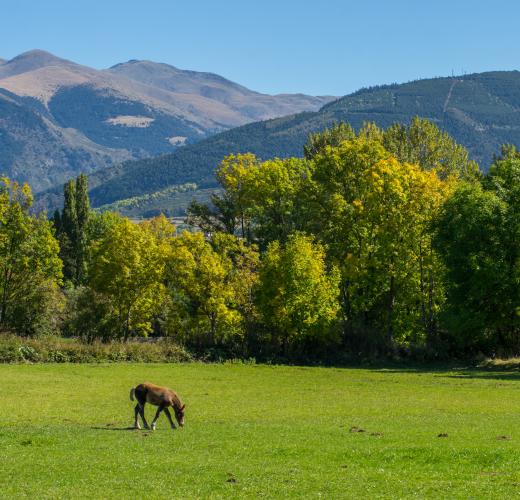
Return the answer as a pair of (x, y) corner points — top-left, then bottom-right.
(133, 404), (141, 429)
(151, 405), (165, 431)
(134, 386), (150, 429)
(164, 408), (176, 430)
(138, 403), (150, 430)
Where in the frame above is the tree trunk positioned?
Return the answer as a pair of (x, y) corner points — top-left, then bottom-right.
(419, 239), (427, 332)
(387, 275), (395, 345)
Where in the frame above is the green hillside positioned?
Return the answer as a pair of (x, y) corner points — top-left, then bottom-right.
(53, 71), (520, 209)
(96, 183), (217, 218)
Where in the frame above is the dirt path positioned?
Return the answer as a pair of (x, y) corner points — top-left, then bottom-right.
(443, 79), (460, 113)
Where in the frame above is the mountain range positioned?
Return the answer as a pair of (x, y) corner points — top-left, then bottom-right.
(0, 50), (334, 192)
(3, 52), (520, 218)
(79, 70), (520, 216)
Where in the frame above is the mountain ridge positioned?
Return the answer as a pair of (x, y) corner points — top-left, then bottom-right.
(0, 49), (336, 192)
(81, 70), (520, 213)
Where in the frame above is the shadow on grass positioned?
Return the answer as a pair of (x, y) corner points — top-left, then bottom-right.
(91, 426), (137, 431)
(365, 364), (520, 382)
(440, 372), (520, 382)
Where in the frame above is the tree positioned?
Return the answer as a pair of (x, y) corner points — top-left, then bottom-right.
(434, 182), (518, 351)
(305, 118), (480, 181)
(74, 173), (90, 283)
(0, 178), (63, 335)
(187, 195), (238, 235)
(304, 122), (355, 159)
(241, 157), (314, 248)
(310, 137), (451, 350)
(256, 233), (340, 356)
(189, 155), (314, 248)
(55, 174), (91, 284)
(56, 179), (77, 281)
(86, 216), (166, 340)
(187, 154), (260, 239)
(434, 150), (520, 353)
(214, 153), (259, 240)
(164, 231), (254, 351)
(210, 232), (260, 353)
(383, 117), (480, 180)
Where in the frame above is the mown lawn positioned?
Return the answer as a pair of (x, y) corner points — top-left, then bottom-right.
(1, 363), (520, 498)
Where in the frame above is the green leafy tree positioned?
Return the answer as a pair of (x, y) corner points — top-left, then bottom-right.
(164, 231), (254, 350)
(189, 155), (314, 248)
(241, 157), (314, 248)
(304, 122), (355, 159)
(85, 216), (166, 340)
(214, 153), (259, 240)
(0, 179), (63, 335)
(74, 173), (90, 283)
(434, 182), (517, 351)
(310, 137), (451, 349)
(383, 117), (480, 180)
(210, 232), (260, 353)
(187, 195), (238, 235)
(54, 174), (91, 284)
(435, 150), (520, 352)
(256, 233), (340, 356)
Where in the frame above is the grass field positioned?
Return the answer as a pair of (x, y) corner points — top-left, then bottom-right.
(2, 363), (520, 498)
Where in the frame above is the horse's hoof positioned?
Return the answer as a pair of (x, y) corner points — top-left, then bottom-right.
(151, 424), (156, 431)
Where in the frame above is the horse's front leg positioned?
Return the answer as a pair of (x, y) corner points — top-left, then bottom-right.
(150, 405), (164, 431)
(164, 408), (176, 430)
(134, 404), (141, 429)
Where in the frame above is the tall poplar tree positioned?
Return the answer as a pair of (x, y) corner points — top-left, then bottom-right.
(55, 174), (91, 285)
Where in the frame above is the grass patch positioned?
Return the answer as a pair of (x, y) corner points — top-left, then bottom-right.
(2, 364), (520, 498)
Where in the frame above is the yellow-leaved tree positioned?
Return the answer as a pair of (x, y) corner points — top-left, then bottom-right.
(76, 215), (167, 341)
(311, 137), (454, 349)
(164, 231), (259, 353)
(0, 178), (63, 335)
(256, 233), (341, 356)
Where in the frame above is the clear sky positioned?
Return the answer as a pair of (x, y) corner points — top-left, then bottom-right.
(2, 0), (520, 96)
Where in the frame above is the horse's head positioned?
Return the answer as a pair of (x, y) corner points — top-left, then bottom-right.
(175, 404), (186, 426)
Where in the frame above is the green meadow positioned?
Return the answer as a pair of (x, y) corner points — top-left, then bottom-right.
(2, 363), (520, 499)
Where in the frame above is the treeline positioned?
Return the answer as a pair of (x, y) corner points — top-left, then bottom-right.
(1, 117), (519, 361)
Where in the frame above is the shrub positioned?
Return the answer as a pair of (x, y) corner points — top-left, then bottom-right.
(0, 334), (192, 363)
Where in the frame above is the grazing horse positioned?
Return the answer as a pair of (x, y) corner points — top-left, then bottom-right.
(130, 382), (185, 430)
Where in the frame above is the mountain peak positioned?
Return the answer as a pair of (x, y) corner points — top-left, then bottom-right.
(0, 49), (74, 78)
(109, 59), (180, 72)
(9, 49), (65, 63)
(109, 59), (143, 69)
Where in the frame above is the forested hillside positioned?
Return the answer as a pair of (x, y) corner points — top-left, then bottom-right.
(85, 71), (520, 210)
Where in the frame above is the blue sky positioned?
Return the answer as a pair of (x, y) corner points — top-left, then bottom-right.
(1, 0), (519, 96)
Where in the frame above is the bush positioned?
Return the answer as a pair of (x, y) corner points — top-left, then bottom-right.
(0, 334), (192, 363)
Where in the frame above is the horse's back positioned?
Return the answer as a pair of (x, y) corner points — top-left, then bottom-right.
(138, 382), (176, 407)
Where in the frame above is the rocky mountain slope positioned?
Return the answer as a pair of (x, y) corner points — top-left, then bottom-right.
(0, 50), (334, 192)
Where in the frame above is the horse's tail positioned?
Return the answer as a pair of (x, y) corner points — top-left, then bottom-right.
(130, 387), (135, 401)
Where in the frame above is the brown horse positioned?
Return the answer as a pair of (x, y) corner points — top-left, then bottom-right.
(130, 382), (185, 430)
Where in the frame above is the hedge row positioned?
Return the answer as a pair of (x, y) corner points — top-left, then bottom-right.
(0, 334), (192, 363)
